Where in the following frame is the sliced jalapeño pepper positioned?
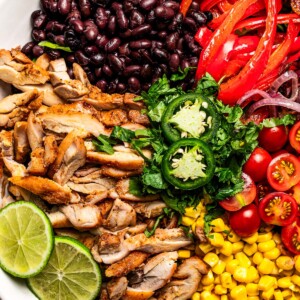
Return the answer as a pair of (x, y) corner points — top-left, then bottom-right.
(161, 138), (215, 190)
(161, 94), (219, 143)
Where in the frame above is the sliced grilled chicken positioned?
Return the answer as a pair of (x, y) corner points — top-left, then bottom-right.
(27, 111), (44, 150)
(107, 277), (128, 300)
(35, 53), (50, 70)
(13, 121), (30, 162)
(44, 135), (58, 167)
(2, 158), (27, 177)
(0, 130), (14, 158)
(99, 109), (128, 127)
(156, 257), (209, 300)
(131, 201), (167, 218)
(122, 288), (154, 300)
(27, 147), (47, 176)
(47, 211), (72, 228)
(48, 58), (68, 72)
(128, 110), (150, 126)
(53, 79), (89, 99)
(100, 166), (143, 178)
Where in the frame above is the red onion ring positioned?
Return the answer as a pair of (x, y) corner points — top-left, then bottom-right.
(237, 89), (273, 107)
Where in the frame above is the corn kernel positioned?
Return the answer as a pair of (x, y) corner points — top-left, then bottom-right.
(246, 283), (259, 296)
(233, 266), (248, 283)
(220, 272), (232, 288)
(209, 233), (225, 248)
(258, 275), (277, 291)
(204, 253), (219, 268)
(276, 256), (295, 271)
(219, 254), (233, 264)
(253, 252), (264, 265)
(282, 269), (294, 277)
(236, 252), (251, 268)
(220, 296), (228, 300)
(232, 241), (244, 254)
(295, 256), (300, 273)
(278, 277), (293, 289)
(243, 232), (258, 244)
(247, 266), (259, 283)
(226, 259), (239, 274)
(219, 241), (233, 256)
(211, 218), (226, 233)
(192, 292), (201, 300)
(212, 260), (226, 275)
(228, 231), (241, 243)
(273, 233), (282, 244)
(257, 232), (273, 243)
(230, 285), (247, 300)
(214, 285), (227, 295)
(274, 290), (284, 300)
(199, 243), (214, 254)
(270, 264), (280, 275)
(200, 291), (212, 300)
(185, 206), (201, 219)
(201, 270), (215, 286)
(229, 279), (238, 289)
(261, 287), (275, 300)
(203, 284), (214, 292)
(258, 258), (275, 275)
(177, 250), (191, 259)
(281, 289), (292, 298)
(258, 240), (276, 252)
(206, 294), (220, 300)
(214, 275), (221, 284)
(264, 247), (281, 260)
(248, 297), (260, 300)
(292, 275), (300, 286)
(243, 243), (258, 256)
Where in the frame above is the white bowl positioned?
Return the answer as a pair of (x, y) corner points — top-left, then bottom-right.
(0, 0), (39, 299)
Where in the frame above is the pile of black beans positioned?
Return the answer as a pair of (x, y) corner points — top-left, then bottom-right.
(22, 0), (212, 93)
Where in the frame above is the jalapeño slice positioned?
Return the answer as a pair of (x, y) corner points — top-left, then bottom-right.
(161, 93), (219, 143)
(162, 138), (215, 190)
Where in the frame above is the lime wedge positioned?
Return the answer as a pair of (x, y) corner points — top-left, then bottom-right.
(0, 201), (54, 278)
(28, 236), (102, 300)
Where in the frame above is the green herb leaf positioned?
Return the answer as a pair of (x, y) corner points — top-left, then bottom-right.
(170, 67), (195, 82)
(110, 126), (135, 142)
(144, 215), (164, 237)
(194, 73), (219, 98)
(92, 135), (116, 155)
(260, 114), (296, 128)
(38, 41), (72, 52)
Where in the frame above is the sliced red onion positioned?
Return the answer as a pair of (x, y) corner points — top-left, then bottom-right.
(248, 97), (300, 115)
(237, 89), (273, 107)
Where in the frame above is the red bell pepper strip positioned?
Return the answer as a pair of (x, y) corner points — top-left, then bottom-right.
(234, 13), (300, 32)
(195, 0), (258, 81)
(222, 59), (248, 78)
(254, 67), (282, 90)
(194, 27), (213, 48)
(262, 21), (300, 77)
(200, 0), (224, 11)
(229, 35), (260, 59)
(218, 0), (234, 12)
(218, 0), (278, 105)
(289, 36), (300, 54)
(180, 0), (192, 16)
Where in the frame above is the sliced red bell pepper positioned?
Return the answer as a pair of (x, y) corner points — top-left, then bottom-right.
(194, 27), (213, 48)
(234, 13), (300, 32)
(254, 67), (282, 90)
(289, 36), (300, 54)
(200, 0), (224, 11)
(218, 0), (234, 12)
(229, 35), (260, 59)
(223, 59), (248, 78)
(218, 0), (278, 105)
(180, 0), (193, 16)
(195, 0), (258, 81)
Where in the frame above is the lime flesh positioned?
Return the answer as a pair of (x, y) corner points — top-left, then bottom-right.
(0, 201), (54, 278)
(28, 236), (102, 300)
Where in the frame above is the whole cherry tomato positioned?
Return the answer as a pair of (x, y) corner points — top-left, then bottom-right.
(281, 217), (300, 255)
(258, 125), (288, 152)
(243, 147), (272, 182)
(229, 204), (261, 237)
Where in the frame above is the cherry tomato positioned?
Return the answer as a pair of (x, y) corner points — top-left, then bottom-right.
(219, 173), (257, 211)
(258, 192), (298, 226)
(258, 125), (288, 152)
(271, 150), (289, 159)
(289, 121), (300, 153)
(255, 181), (274, 204)
(229, 204), (261, 237)
(267, 153), (300, 191)
(243, 148), (272, 182)
(281, 217), (300, 255)
(288, 181), (300, 205)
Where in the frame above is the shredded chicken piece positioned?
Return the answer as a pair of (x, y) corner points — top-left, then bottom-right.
(100, 109), (128, 127)
(27, 147), (47, 176)
(13, 121), (30, 162)
(106, 277), (128, 300)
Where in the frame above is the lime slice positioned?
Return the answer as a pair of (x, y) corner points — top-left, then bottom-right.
(0, 201), (54, 278)
(28, 236), (102, 300)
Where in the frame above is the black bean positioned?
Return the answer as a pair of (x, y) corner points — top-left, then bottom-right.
(66, 54), (76, 64)
(85, 45), (99, 56)
(119, 43), (130, 56)
(46, 21), (65, 33)
(140, 64), (152, 79)
(94, 67), (102, 77)
(75, 50), (90, 65)
(168, 12), (183, 31)
(163, 1), (179, 10)
(124, 0), (135, 13)
(123, 65), (141, 77)
(70, 19), (84, 33)
(139, 49), (153, 63)
(32, 45), (44, 57)
(190, 1), (200, 10)
(152, 48), (169, 62)
(184, 33), (194, 44)
(181, 59), (190, 70)
(142, 83), (151, 91)
(151, 40), (163, 49)
(177, 37), (184, 51)
(79, 0), (91, 18)
(31, 11), (48, 29)
(22, 42), (36, 56)
(183, 17), (197, 32)
(95, 34), (109, 48)
(189, 41), (201, 55)
(130, 50), (142, 61)
(32, 29), (46, 42)
(83, 23), (99, 41)
(87, 72), (96, 83)
(116, 10), (129, 29)
(119, 29), (132, 39)
(46, 32), (56, 42)
(45, 49), (61, 59)
(105, 37), (121, 52)
(155, 22), (167, 30)
(188, 10), (207, 26)
(96, 79), (107, 91)
(95, 7), (108, 29)
(64, 29), (81, 50)
(117, 83), (126, 93)
(124, 56), (133, 64)
(107, 81), (117, 94)
(128, 77), (141, 93)
(130, 10), (145, 28)
(107, 15), (117, 35)
(166, 32), (179, 51)
(169, 53), (180, 72)
(54, 35), (65, 45)
(129, 39), (152, 49)
(102, 64), (113, 77)
(140, 0), (157, 11)
(204, 11), (213, 22)
(189, 56), (198, 67)
(58, 0), (71, 15)
(158, 30), (167, 40)
(111, 2), (123, 11)
(155, 6), (175, 19)
(108, 54), (124, 72)
(91, 53), (105, 65)
(67, 67), (74, 78)
(147, 10), (156, 23)
(131, 24), (151, 37)
(44, 0), (58, 15)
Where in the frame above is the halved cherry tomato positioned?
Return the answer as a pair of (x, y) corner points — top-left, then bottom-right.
(243, 148), (272, 182)
(289, 121), (300, 153)
(287, 181), (300, 205)
(258, 125), (289, 152)
(229, 204), (261, 237)
(219, 173), (257, 211)
(281, 217), (300, 255)
(267, 153), (300, 191)
(259, 192), (298, 226)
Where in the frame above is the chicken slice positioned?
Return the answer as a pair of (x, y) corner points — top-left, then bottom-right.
(131, 201), (167, 218)
(107, 277), (128, 300)
(35, 53), (50, 70)
(99, 109), (128, 127)
(105, 251), (149, 278)
(104, 198), (136, 231)
(100, 166), (143, 178)
(27, 147), (47, 176)
(0, 166), (15, 209)
(128, 110), (150, 126)
(73, 63), (90, 86)
(0, 130), (14, 158)
(53, 79), (89, 99)
(156, 257), (209, 300)
(122, 288), (154, 300)
(44, 135), (58, 167)
(131, 252), (178, 292)
(48, 58), (68, 72)
(2, 158), (27, 177)
(27, 111), (44, 150)
(47, 211), (72, 228)
(59, 204), (102, 230)
(13, 121), (30, 162)
(49, 72), (70, 86)
(9, 176), (72, 204)
(49, 131), (86, 185)
(124, 93), (145, 110)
